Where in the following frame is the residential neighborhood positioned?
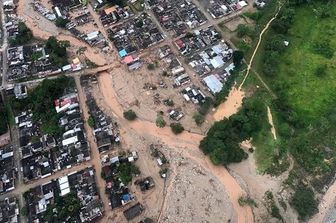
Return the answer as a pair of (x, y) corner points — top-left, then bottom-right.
(1, 0), (331, 223)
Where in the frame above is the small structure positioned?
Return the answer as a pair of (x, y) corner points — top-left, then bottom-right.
(14, 84), (28, 99)
(123, 203), (144, 221)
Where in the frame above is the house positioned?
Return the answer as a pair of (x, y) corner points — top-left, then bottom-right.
(0, 197), (19, 223)
(14, 84), (28, 99)
(123, 203), (144, 220)
(203, 74), (223, 94)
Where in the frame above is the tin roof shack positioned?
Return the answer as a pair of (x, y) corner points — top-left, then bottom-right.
(174, 26), (221, 55)
(0, 197), (19, 223)
(99, 5), (133, 26)
(135, 177), (155, 192)
(51, 0), (82, 12)
(56, 108), (91, 169)
(14, 84), (28, 99)
(123, 202), (144, 221)
(32, 1), (56, 21)
(0, 146), (15, 194)
(188, 41), (233, 76)
(182, 86), (206, 104)
(205, 0), (233, 19)
(24, 181), (56, 222)
(109, 13), (165, 56)
(15, 111), (54, 182)
(3, 0), (15, 13)
(149, 0), (207, 37)
(15, 111), (53, 182)
(66, 167), (104, 222)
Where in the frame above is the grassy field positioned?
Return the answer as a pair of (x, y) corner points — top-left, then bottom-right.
(247, 4), (336, 173)
(276, 6), (336, 122)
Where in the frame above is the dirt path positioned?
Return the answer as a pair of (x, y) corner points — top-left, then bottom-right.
(96, 71), (254, 223)
(267, 106), (277, 140)
(239, 4), (283, 90)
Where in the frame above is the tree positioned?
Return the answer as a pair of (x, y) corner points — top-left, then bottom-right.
(156, 115), (166, 128)
(236, 24), (253, 38)
(55, 17), (70, 28)
(45, 193), (81, 222)
(291, 186), (318, 219)
(200, 98), (265, 165)
(170, 123), (184, 134)
(233, 51), (244, 68)
(9, 22), (33, 46)
(193, 112), (205, 126)
(123, 109), (137, 121)
(117, 163), (140, 185)
(45, 36), (69, 66)
(198, 97), (213, 115)
(147, 63), (155, 70)
(88, 116), (95, 127)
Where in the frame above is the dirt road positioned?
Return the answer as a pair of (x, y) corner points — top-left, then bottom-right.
(74, 77), (111, 213)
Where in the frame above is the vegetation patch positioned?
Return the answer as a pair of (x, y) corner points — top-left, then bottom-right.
(170, 123), (184, 135)
(200, 97), (268, 165)
(9, 22), (33, 46)
(10, 76), (74, 135)
(123, 109), (137, 121)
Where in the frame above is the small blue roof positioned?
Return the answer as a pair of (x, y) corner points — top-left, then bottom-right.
(122, 194), (130, 202)
(119, 49), (128, 58)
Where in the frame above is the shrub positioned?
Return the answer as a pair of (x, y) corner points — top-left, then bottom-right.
(315, 64), (327, 77)
(193, 112), (205, 126)
(147, 63), (155, 70)
(233, 50), (244, 68)
(236, 24), (254, 38)
(88, 116), (95, 127)
(55, 17), (70, 28)
(312, 39), (334, 59)
(123, 109), (137, 121)
(170, 123), (184, 134)
(156, 115), (166, 128)
(198, 97), (213, 115)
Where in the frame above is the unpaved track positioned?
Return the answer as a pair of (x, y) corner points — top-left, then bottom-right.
(239, 3), (283, 90)
(267, 106), (277, 140)
(97, 72), (254, 223)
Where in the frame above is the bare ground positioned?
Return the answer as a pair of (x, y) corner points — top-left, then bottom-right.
(93, 71), (254, 223)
